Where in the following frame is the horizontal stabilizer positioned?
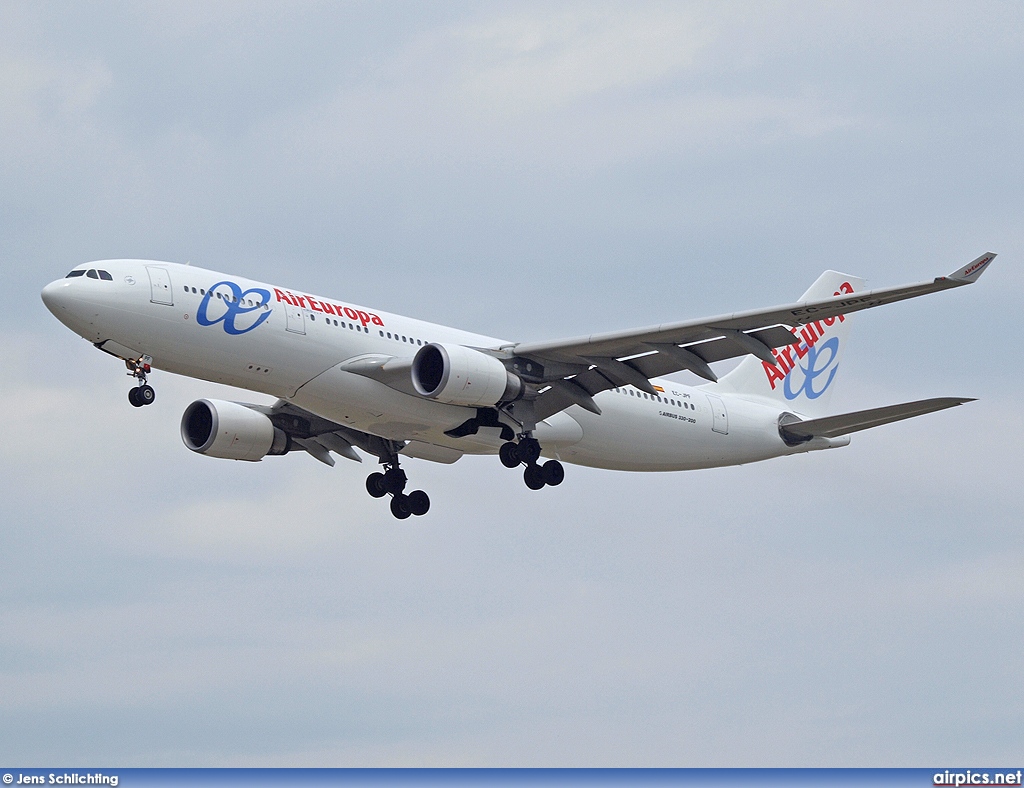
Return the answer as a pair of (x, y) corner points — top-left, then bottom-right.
(780, 397), (975, 443)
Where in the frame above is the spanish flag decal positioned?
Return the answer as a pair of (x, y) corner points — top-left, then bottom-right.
(653, 385), (665, 393)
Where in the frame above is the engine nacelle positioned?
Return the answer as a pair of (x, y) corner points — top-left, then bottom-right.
(411, 343), (524, 407)
(180, 399), (289, 462)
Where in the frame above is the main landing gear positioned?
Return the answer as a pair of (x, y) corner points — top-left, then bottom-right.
(127, 359), (156, 408)
(499, 436), (564, 490)
(365, 461), (430, 520)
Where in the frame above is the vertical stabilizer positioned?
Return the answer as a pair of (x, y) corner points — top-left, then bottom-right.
(713, 270), (865, 418)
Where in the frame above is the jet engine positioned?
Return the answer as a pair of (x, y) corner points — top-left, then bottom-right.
(411, 343), (524, 407)
(180, 399), (290, 461)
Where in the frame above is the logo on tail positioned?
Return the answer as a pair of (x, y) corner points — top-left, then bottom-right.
(782, 336), (839, 400)
(762, 281), (854, 400)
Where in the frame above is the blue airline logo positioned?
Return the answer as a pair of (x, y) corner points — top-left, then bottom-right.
(196, 281), (272, 335)
(783, 336), (839, 400)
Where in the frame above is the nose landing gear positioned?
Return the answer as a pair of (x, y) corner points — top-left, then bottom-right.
(500, 436), (564, 490)
(366, 462), (430, 519)
(126, 358), (156, 407)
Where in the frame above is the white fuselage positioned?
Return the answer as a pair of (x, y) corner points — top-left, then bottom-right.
(42, 260), (841, 472)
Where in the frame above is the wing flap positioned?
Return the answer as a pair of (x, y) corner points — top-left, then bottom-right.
(780, 397), (975, 442)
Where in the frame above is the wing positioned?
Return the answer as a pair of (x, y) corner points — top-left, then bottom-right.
(248, 400), (463, 466)
(511, 253), (995, 421)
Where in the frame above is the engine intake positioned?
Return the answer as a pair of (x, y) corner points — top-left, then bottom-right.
(411, 343), (524, 407)
(181, 399), (290, 461)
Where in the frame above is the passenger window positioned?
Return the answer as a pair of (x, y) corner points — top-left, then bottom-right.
(86, 269), (99, 279)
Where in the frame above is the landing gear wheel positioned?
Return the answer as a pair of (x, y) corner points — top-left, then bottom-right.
(541, 459), (564, 486)
(126, 358), (153, 405)
(371, 456), (424, 517)
(382, 467), (408, 496)
(499, 441), (521, 468)
(366, 472), (387, 498)
(407, 490), (430, 516)
(390, 494), (412, 519)
(524, 464), (546, 490)
(518, 438), (541, 465)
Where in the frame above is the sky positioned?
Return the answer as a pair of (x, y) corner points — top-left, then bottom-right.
(1, 0), (1022, 767)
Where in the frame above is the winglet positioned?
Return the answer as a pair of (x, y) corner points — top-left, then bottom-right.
(942, 252), (997, 284)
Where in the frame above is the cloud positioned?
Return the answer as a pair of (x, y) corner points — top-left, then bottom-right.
(445, 6), (710, 115)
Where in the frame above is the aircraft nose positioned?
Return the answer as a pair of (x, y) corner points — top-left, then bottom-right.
(40, 278), (72, 314)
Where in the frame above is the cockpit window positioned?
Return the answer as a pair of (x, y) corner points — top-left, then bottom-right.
(98, 270), (113, 280)
(66, 270), (86, 278)
(86, 269), (99, 279)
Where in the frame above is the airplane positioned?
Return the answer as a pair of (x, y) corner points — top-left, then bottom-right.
(40, 252), (995, 519)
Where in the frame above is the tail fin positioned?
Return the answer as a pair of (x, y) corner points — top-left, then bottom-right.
(713, 270), (866, 418)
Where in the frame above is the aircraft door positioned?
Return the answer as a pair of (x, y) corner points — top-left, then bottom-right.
(285, 302), (305, 334)
(706, 393), (728, 435)
(147, 266), (173, 306)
